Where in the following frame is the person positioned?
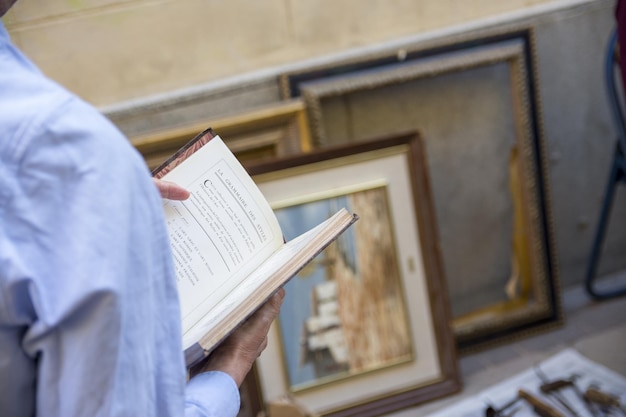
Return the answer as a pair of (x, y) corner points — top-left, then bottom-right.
(0, 0), (284, 416)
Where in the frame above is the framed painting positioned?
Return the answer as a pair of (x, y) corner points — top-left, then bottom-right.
(131, 99), (312, 170)
(247, 132), (460, 417)
(277, 27), (561, 352)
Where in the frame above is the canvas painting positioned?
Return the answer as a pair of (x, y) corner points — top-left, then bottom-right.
(274, 186), (413, 390)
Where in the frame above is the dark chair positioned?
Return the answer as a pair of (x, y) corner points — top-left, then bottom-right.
(584, 27), (626, 300)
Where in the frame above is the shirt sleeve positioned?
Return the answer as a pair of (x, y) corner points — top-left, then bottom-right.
(0, 94), (190, 416)
(185, 372), (241, 417)
(0, 37), (245, 416)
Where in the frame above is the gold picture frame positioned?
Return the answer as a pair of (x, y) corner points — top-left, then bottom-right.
(131, 99), (312, 169)
(277, 28), (561, 352)
(247, 132), (460, 417)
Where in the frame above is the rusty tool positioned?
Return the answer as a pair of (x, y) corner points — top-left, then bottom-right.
(539, 377), (599, 417)
(584, 386), (626, 415)
(539, 380), (580, 416)
(539, 379), (576, 393)
(518, 389), (567, 417)
(534, 367), (597, 417)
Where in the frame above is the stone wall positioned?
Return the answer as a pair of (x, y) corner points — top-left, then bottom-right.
(5, 0), (558, 107)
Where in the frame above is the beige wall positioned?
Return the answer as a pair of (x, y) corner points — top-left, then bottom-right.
(4, 0), (559, 107)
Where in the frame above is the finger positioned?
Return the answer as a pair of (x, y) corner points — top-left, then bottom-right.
(243, 292), (284, 334)
(263, 291), (285, 317)
(154, 179), (190, 200)
(275, 287), (286, 300)
(264, 288), (285, 313)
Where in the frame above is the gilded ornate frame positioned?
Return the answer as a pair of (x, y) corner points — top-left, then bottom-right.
(131, 99), (312, 170)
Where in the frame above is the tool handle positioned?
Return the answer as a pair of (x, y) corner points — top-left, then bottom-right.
(518, 389), (567, 417)
(584, 387), (621, 408)
(539, 380), (574, 393)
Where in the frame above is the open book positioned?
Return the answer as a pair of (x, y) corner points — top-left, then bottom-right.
(152, 128), (358, 367)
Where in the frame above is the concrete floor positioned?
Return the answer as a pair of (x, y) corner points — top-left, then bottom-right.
(388, 269), (626, 416)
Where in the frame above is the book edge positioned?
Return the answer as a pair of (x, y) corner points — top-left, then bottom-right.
(152, 127), (215, 179)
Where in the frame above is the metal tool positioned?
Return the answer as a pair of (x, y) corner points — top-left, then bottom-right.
(538, 376), (601, 417)
(535, 367), (587, 417)
(485, 396), (521, 417)
(518, 389), (568, 417)
(584, 386), (626, 416)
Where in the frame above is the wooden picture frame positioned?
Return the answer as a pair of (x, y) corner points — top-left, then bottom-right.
(277, 28), (561, 353)
(246, 132), (460, 417)
(131, 99), (312, 170)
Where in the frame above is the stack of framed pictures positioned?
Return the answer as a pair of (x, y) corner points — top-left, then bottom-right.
(277, 26), (561, 354)
(131, 99), (312, 170)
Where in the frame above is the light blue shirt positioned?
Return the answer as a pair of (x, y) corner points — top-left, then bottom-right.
(0, 21), (239, 417)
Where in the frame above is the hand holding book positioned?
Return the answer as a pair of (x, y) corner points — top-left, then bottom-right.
(189, 288), (285, 386)
(155, 169), (288, 386)
(153, 128), (358, 367)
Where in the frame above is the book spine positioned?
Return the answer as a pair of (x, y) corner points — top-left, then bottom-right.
(184, 343), (207, 368)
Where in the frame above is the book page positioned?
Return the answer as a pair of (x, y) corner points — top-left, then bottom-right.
(181, 208), (357, 352)
(161, 136), (283, 334)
